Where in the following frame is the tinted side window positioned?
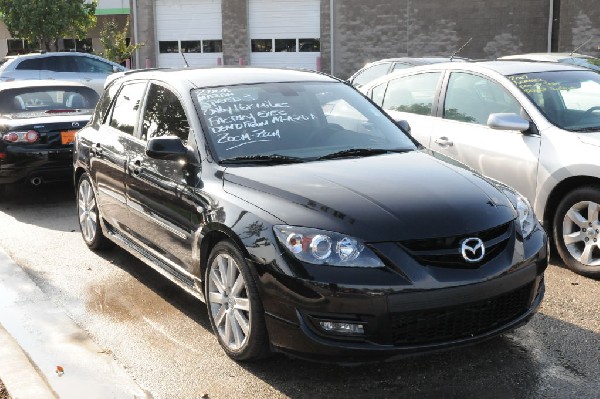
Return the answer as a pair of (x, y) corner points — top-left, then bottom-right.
(141, 84), (189, 142)
(382, 72), (441, 116)
(74, 56), (115, 74)
(15, 58), (43, 70)
(352, 63), (391, 87)
(109, 82), (147, 135)
(93, 80), (122, 125)
(45, 56), (78, 72)
(444, 72), (521, 125)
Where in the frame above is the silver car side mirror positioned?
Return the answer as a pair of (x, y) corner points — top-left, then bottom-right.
(487, 113), (530, 132)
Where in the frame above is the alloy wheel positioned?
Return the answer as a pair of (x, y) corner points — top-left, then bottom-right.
(562, 200), (600, 266)
(78, 178), (98, 244)
(208, 253), (251, 351)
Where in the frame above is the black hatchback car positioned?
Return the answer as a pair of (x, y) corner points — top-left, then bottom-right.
(74, 67), (548, 362)
(0, 80), (98, 195)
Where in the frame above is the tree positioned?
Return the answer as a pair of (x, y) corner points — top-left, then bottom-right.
(99, 18), (144, 65)
(0, 0), (97, 51)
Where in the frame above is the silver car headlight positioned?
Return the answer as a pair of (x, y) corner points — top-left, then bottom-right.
(273, 225), (384, 267)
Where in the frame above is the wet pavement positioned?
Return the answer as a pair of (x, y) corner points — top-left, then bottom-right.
(0, 183), (599, 398)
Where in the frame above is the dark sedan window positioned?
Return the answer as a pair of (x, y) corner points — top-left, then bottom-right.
(194, 81), (416, 162)
(141, 83), (189, 142)
(382, 72), (441, 116)
(108, 82), (146, 135)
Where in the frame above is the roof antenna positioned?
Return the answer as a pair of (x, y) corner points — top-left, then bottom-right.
(450, 37), (472, 61)
(180, 51), (190, 67)
(570, 36), (594, 56)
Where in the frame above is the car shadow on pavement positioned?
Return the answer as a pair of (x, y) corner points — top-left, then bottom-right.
(240, 313), (600, 399)
(0, 182), (77, 232)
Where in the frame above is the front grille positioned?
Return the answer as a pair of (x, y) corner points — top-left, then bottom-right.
(390, 283), (533, 346)
(399, 222), (512, 268)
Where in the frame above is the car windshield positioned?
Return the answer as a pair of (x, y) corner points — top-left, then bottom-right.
(559, 56), (600, 72)
(508, 70), (600, 132)
(0, 86), (99, 115)
(194, 81), (416, 163)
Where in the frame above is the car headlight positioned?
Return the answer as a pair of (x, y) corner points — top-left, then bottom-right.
(501, 188), (536, 238)
(516, 195), (536, 238)
(273, 225), (384, 267)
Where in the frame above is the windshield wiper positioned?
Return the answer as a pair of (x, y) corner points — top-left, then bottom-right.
(570, 126), (600, 132)
(318, 148), (411, 160)
(220, 154), (306, 165)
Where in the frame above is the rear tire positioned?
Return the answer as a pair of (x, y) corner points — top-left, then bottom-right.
(77, 173), (112, 250)
(205, 240), (270, 361)
(553, 186), (600, 278)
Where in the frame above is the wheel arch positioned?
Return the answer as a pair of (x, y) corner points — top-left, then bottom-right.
(199, 224), (251, 286)
(543, 175), (600, 235)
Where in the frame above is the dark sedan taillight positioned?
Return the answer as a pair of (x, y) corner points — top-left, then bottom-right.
(2, 130), (39, 143)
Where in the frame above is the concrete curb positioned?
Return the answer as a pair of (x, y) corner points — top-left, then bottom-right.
(0, 248), (151, 399)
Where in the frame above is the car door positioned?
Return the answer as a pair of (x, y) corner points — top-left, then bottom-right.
(126, 82), (197, 272)
(90, 81), (148, 231)
(431, 71), (541, 201)
(371, 71), (443, 147)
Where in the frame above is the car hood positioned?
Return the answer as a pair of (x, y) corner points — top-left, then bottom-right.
(576, 132), (600, 148)
(222, 151), (516, 242)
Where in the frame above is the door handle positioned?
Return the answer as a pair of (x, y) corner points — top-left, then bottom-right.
(128, 157), (143, 175)
(434, 136), (454, 147)
(90, 143), (103, 156)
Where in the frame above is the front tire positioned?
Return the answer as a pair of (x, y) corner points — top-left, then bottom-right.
(205, 241), (269, 361)
(77, 173), (112, 250)
(553, 186), (600, 278)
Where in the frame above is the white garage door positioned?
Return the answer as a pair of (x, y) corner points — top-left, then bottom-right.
(155, 0), (223, 68)
(249, 0), (321, 70)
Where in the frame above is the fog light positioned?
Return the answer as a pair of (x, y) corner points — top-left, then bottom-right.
(319, 321), (364, 335)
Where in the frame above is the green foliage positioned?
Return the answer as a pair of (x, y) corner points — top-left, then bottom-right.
(0, 0), (97, 51)
(99, 18), (144, 64)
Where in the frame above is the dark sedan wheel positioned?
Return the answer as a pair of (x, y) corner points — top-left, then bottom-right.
(554, 186), (600, 278)
(206, 241), (269, 361)
(77, 173), (112, 250)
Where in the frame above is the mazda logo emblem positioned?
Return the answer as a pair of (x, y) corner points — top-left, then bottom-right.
(72, 122), (80, 128)
(460, 237), (485, 263)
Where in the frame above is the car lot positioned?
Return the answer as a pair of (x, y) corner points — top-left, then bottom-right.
(0, 183), (598, 398)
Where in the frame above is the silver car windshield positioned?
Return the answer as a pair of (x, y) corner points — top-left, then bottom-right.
(194, 81), (416, 162)
(508, 70), (600, 132)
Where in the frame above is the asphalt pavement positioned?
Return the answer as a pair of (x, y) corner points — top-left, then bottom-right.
(0, 247), (150, 399)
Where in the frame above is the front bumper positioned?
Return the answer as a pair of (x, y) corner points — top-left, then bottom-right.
(257, 228), (548, 363)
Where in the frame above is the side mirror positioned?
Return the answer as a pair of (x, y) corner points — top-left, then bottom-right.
(395, 119), (411, 135)
(112, 65), (122, 73)
(146, 136), (188, 161)
(487, 113), (530, 132)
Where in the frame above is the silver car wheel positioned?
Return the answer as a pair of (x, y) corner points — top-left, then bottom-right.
(562, 200), (600, 266)
(208, 253), (251, 351)
(78, 178), (98, 244)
